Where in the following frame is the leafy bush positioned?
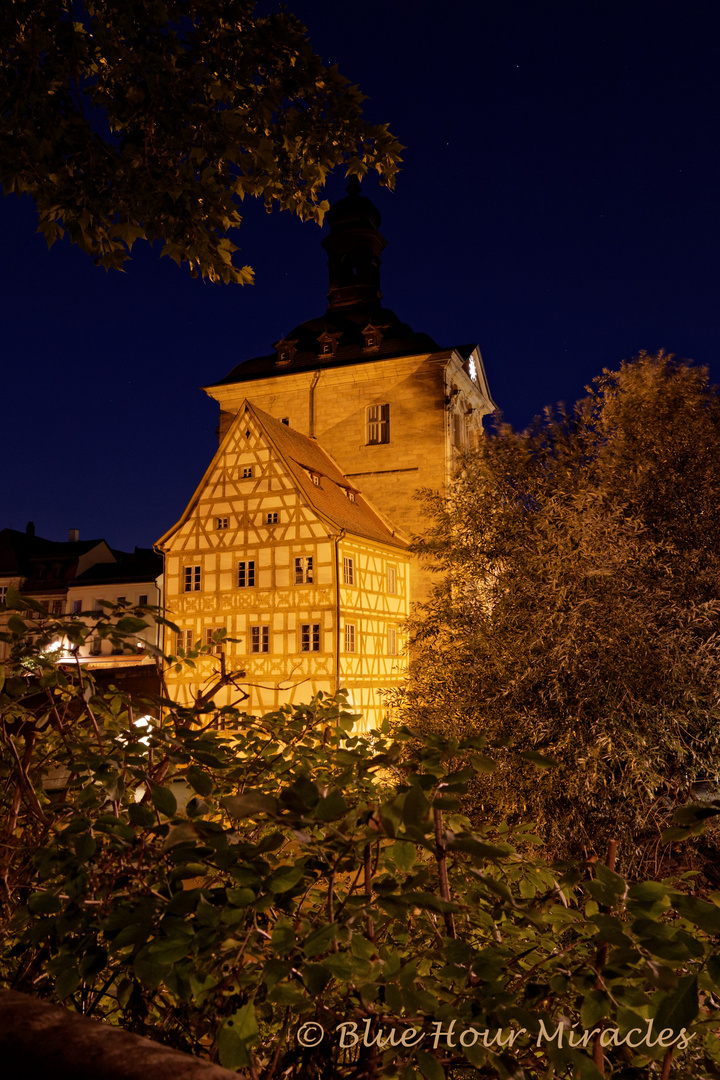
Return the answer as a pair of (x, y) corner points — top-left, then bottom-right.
(1, 593), (720, 1079)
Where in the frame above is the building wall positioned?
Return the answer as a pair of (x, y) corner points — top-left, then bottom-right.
(207, 348), (492, 602)
(159, 410), (409, 730)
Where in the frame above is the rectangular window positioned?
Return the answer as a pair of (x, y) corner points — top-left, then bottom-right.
(344, 624), (356, 652)
(265, 512), (278, 525)
(176, 629), (193, 654)
(216, 517), (228, 530)
(242, 466), (253, 478)
(205, 628), (223, 656)
(388, 627), (398, 656)
(366, 403), (390, 444)
(343, 557), (355, 585)
(294, 556), (313, 584)
(91, 635), (102, 656)
(250, 626), (269, 653)
(71, 599), (82, 616)
(183, 565), (201, 592)
(237, 560), (255, 588)
(139, 594), (148, 606)
(300, 624), (321, 652)
(387, 565), (397, 594)
(0, 586), (7, 603)
(51, 599), (64, 615)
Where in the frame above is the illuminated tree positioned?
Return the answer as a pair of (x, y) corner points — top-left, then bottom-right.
(0, 0), (402, 282)
(403, 353), (720, 872)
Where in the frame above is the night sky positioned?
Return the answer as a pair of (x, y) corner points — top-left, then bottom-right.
(2, 1), (719, 552)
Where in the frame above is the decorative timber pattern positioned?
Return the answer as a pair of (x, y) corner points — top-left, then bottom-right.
(157, 403), (409, 730)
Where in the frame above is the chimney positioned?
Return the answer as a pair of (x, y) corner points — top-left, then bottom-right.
(26, 521), (35, 537)
(69, 528), (80, 543)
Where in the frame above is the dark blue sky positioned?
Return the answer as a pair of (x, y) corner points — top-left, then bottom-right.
(3, 0), (719, 551)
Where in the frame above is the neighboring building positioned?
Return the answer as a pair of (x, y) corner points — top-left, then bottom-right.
(0, 524), (162, 693)
(204, 178), (496, 602)
(156, 402), (409, 729)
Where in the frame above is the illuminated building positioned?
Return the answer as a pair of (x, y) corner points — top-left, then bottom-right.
(159, 182), (496, 727)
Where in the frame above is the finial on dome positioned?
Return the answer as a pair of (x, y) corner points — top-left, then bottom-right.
(346, 175), (362, 197)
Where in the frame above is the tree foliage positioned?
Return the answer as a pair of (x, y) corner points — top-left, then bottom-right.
(402, 353), (720, 872)
(0, 0), (402, 282)
(2, 589), (720, 1079)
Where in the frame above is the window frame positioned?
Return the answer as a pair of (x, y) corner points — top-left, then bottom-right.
(366, 403), (390, 445)
(237, 560), (256, 588)
(183, 565), (201, 592)
(250, 625), (269, 653)
(294, 556), (313, 585)
(344, 623), (356, 652)
(343, 556), (355, 586)
(300, 623), (321, 652)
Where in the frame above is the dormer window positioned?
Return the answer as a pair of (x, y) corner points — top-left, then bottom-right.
(317, 331), (340, 357)
(362, 324), (384, 350)
(274, 339), (297, 364)
(311, 474), (320, 486)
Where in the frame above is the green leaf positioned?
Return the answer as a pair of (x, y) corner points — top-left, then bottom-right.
(151, 785), (177, 817)
(581, 989), (610, 1028)
(470, 753), (496, 773)
(128, 803), (156, 827)
(218, 1004), (258, 1069)
(303, 923), (338, 958)
(390, 840), (417, 871)
(519, 750), (560, 769)
(133, 949), (171, 990)
(186, 765), (213, 796)
(652, 975), (699, 1036)
(54, 965), (81, 999)
(79, 946), (108, 978)
(302, 963), (332, 994)
(416, 1049), (446, 1080)
(27, 891), (62, 915)
(222, 792), (279, 817)
(267, 863), (305, 894)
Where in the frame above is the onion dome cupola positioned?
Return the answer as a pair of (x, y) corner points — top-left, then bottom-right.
(321, 176), (387, 313)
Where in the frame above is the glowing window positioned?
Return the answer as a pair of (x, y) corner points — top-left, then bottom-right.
(237, 561), (255, 588)
(294, 556), (313, 584)
(300, 624), (321, 652)
(183, 566), (201, 592)
(250, 626), (269, 653)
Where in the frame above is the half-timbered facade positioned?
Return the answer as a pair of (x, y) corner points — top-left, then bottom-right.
(156, 402), (409, 730)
